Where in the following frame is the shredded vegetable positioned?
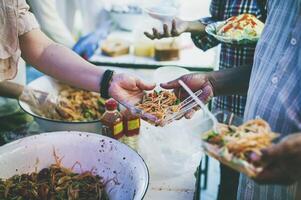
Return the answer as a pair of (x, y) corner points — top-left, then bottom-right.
(204, 119), (278, 162)
(136, 90), (180, 121)
(44, 86), (105, 122)
(0, 151), (109, 200)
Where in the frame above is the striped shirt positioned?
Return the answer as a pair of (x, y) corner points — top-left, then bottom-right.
(238, 0), (301, 199)
(191, 0), (266, 117)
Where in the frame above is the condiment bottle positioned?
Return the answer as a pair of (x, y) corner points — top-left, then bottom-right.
(123, 109), (141, 150)
(100, 99), (124, 141)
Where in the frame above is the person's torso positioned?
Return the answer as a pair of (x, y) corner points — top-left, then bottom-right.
(244, 0), (301, 135)
(211, 0), (266, 116)
(238, 0), (301, 199)
(215, 0), (266, 69)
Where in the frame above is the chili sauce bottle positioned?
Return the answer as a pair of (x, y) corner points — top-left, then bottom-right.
(100, 99), (124, 141)
(122, 109), (141, 150)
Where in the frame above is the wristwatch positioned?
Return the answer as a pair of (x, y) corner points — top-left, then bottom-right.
(100, 70), (114, 99)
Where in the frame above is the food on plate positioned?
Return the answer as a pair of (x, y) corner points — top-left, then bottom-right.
(154, 39), (180, 61)
(0, 153), (108, 200)
(217, 14), (264, 40)
(44, 86), (105, 122)
(101, 38), (130, 57)
(136, 90), (180, 121)
(202, 119), (278, 177)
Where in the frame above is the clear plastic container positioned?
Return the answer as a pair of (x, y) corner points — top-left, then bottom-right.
(201, 110), (265, 177)
(119, 89), (208, 127)
(213, 110), (243, 126)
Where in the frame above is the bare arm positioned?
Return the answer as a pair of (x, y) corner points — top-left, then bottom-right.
(18, 29), (155, 103)
(19, 29), (104, 92)
(208, 65), (252, 96)
(161, 65), (252, 103)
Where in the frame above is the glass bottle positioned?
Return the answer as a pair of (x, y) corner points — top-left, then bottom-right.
(123, 109), (141, 150)
(100, 99), (125, 141)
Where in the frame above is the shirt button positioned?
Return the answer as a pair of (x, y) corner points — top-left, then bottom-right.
(271, 76), (278, 84)
(291, 38), (297, 45)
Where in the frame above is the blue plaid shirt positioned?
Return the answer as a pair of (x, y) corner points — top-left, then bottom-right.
(238, 0), (301, 199)
(191, 0), (266, 117)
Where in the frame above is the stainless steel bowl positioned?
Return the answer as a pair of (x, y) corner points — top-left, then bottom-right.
(0, 132), (149, 200)
(19, 76), (102, 133)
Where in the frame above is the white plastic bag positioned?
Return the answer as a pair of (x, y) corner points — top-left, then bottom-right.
(138, 111), (212, 180)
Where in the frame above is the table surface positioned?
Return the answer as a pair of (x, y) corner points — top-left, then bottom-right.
(90, 32), (217, 71)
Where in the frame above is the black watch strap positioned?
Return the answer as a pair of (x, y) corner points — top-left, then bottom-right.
(100, 70), (114, 99)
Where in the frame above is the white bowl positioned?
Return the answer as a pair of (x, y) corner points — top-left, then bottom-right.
(0, 131), (149, 200)
(110, 12), (148, 31)
(19, 76), (102, 133)
(144, 6), (178, 22)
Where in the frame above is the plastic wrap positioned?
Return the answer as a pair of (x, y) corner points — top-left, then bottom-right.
(137, 111), (212, 180)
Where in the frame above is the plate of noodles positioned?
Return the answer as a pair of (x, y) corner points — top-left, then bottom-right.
(19, 76), (105, 133)
(205, 13), (264, 45)
(132, 90), (181, 126)
(202, 113), (278, 177)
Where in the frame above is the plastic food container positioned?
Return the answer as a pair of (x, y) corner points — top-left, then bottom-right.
(201, 111), (265, 177)
(119, 91), (197, 127)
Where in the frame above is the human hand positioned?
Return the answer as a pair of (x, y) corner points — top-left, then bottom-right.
(144, 19), (189, 40)
(160, 73), (214, 118)
(108, 73), (156, 106)
(252, 133), (301, 185)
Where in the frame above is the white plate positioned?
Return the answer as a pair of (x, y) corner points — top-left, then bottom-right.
(0, 131), (149, 200)
(205, 21), (261, 45)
